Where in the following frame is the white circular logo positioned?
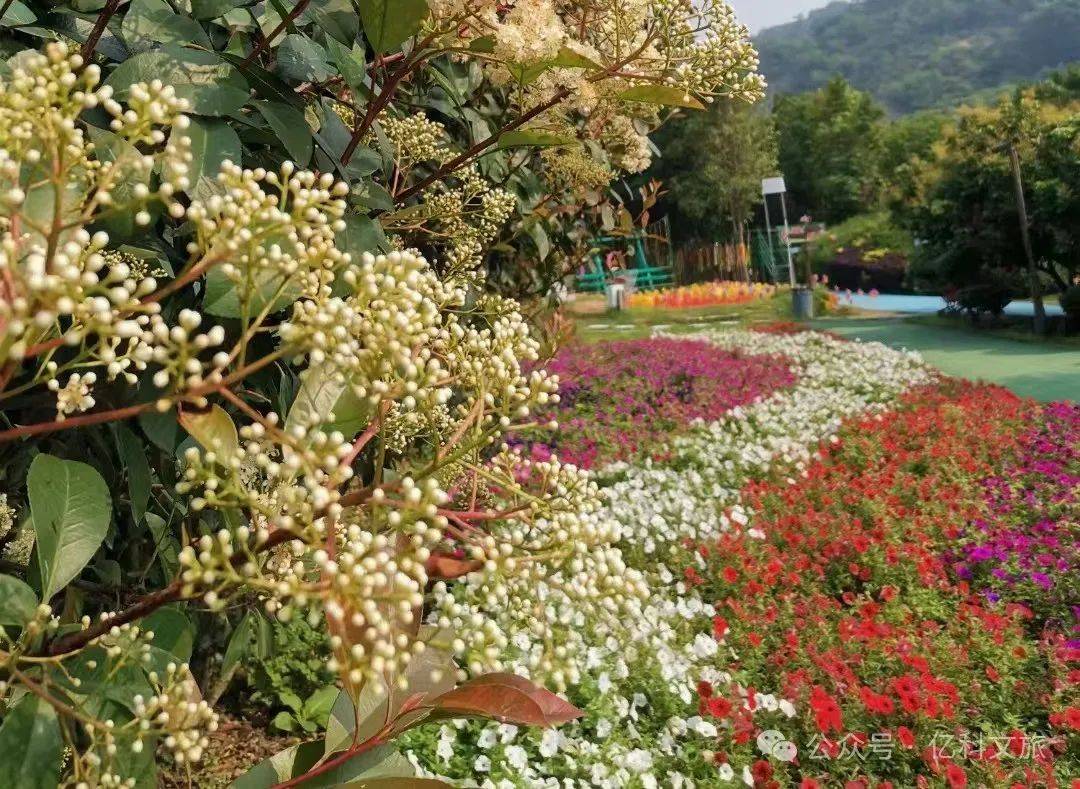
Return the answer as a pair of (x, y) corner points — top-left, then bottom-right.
(757, 729), (798, 762)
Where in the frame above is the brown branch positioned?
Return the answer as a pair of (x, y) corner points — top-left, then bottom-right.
(0, 402), (155, 444)
(80, 0), (123, 60)
(47, 528), (295, 656)
(242, 0), (313, 67)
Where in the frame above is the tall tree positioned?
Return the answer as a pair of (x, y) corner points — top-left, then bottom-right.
(651, 102), (778, 246)
(773, 77), (886, 222)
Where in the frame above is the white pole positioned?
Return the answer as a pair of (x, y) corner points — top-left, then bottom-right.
(779, 192), (795, 287)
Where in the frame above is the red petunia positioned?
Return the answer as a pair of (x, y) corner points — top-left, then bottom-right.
(896, 726), (916, 749)
(945, 763), (967, 788)
(713, 616), (729, 639)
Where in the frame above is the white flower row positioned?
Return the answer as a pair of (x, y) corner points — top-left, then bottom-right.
(407, 329), (933, 788)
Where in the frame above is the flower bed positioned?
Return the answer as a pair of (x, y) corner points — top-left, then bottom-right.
(628, 281), (777, 310)
(407, 329), (950, 786)
(951, 401), (1079, 639)
(524, 338), (796, 468)
(405, 328), (1078, 788)
(690, 382), (1078, 787)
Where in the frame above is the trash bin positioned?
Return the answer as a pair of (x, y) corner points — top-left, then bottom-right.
(792, 286), (814, 320)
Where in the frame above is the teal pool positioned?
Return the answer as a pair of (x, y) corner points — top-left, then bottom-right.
(837, 292), (1064, 317)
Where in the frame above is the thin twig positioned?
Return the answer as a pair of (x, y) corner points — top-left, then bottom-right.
(242, 0), (313, 67)
(80, 0), (123, 60)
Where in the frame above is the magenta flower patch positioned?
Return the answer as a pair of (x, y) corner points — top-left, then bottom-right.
(522, 338), (796, 468)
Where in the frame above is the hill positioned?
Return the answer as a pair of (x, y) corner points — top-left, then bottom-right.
(754, 0), (1080, 114)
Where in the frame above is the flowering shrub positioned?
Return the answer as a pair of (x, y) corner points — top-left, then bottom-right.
(627, 281), (777, 309)
(0, 0), (766, 782)
(951, 402), (1080, 637)
(523, 337), (796, 467)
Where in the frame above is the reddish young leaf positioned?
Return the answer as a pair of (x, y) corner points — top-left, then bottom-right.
(427, 673), (583, 726)
(425, 553), (482, 580)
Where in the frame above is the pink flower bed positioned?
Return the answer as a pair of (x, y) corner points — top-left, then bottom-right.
(525, 338), (795, 468)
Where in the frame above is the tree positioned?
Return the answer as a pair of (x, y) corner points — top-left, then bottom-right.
(773, 77), (886, 222)
(651, 103), (778, 246)
(894, 93), (1080, 295)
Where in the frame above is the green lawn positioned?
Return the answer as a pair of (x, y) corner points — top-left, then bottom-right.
(813, 316), (1080, 402)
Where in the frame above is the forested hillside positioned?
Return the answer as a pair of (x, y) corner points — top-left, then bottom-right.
(755, 0), (1080, 113)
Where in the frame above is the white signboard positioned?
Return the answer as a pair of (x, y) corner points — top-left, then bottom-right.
(761, 176), (787, 195)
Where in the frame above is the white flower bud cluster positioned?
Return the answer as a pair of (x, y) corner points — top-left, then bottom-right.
(430, 453), (649, 690)
(654, 0), (766, 102)
(322, 477), (449, 687)
(281, 250), (458, 417)
(144, 309), (228, 394)
(47, 370), (97, 419)
(382, 112), (454, 167)
(0, 493), (13, 540)
(135, 662), (219, 765)
(184, 161), (350, 304)
(599, 114), (653, 174)
(414, 165), (517, 274)
(0, 43), (194, 396)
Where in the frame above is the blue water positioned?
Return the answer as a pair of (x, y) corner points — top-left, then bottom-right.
(837, 292), (1064, 317)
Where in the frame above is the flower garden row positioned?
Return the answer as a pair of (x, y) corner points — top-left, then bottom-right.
(403, 328), (1077, 787)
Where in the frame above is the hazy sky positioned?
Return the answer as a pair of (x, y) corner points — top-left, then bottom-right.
(733, 0), (835, 32)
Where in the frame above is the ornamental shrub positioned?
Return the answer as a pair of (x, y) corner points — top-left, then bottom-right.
(0, 1), (766, 784)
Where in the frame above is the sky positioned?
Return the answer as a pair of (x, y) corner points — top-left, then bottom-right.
(732, 0), (835, 32)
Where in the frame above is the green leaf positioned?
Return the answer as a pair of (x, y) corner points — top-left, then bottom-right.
(121, 0), (212, 53)
(218, 52), (303, 108)
(468, 35), (495, 53)
(139, 408), (179, 452)
(303, 685), (340, 726)
(255, 101), (313, 165)
(222, 610), (257, 673)
(185, 117), (243, 200)
(358, 0), (428, 54)
(550, 46), (602, 71)
(324, 37), (367, 92)
(0, 575), (38, 628)
(143, 606), (194, 662)
(336, 213), (388, 259)
(617, 84), (705, 110)
(28, 454), (111, 601)
(496, 130), (574, 150)
(271, 711), (298, 732)
(313, 102), (381, 181)
(234, 741), (412, 789)
(146, 513), (180, 578)
(106, 46), (250, 117)
(0, 695), (63, 789)
(178, 404), (239, 456)
(351, 180), (394, 212)
(0, 0), (36, 26)
(528, 221), (550, 261)
(279, 689), (305, 713)
(202, 263), (301, 318)
(114, 424), (152, 524)
(277, 34), (332, 82)
(191, 0), (245, 20)
(286, 363), (371, 440)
